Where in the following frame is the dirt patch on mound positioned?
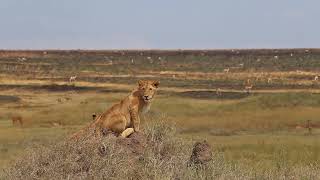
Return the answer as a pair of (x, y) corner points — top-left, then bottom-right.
(108, 132), (149, 155)
(189, 141), (212, 165)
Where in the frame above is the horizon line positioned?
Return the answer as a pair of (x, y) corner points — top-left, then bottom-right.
(0, 48), (319, 51)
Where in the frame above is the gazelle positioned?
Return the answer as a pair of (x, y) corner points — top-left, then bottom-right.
(244, 79), (253, 94)
(216, 88), (222, 96)
(69, 75), (77, 83)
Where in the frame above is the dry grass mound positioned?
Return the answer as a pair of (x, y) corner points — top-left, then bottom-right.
(2, 115), (320, 180)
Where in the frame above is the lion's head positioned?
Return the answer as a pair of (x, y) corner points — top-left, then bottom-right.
(137, 80), (160, 102)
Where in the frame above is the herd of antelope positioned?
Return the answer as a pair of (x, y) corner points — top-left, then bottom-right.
(7, 68), (320, 127)
(218, 66), (320, 96)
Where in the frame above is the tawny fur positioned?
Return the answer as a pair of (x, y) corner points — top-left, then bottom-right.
(70, 80), (160, 139)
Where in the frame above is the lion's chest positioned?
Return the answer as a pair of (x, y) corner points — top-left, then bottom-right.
(140, 103), (151, 114)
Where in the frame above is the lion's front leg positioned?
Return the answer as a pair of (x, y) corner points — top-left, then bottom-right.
(129, 107), (140, 132)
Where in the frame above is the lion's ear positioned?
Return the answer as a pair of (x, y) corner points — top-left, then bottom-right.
(138, 80), (145, 87)
(153, 80), (160, 88)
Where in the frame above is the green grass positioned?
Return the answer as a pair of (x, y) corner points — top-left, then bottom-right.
(152, 93), (320, 132)
(1, 90), (320, 171)
(0, 120), (72, 168)
(237, 93), (320, 109)
(184, 131), (320, 168)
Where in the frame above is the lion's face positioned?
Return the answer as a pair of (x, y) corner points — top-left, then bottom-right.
(138, 80), (160, 102)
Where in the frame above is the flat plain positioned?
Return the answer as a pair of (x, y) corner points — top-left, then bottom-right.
(1, 49), (320, 178)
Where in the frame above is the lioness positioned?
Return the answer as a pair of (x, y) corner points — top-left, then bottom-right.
(71, 80), (160, 138)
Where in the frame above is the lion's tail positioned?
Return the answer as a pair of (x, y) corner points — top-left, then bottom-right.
(68, 115), (102, 140)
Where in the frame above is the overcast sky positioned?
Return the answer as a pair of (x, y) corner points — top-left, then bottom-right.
(0, 0), (319, 49)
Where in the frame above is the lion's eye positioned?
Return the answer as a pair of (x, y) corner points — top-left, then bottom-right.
(149, 88), (152, 90)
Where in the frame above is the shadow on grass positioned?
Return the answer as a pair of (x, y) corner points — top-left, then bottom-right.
(0, 95), (21, 103)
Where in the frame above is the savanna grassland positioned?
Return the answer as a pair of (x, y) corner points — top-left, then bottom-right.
(1, 49), (320, 179)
